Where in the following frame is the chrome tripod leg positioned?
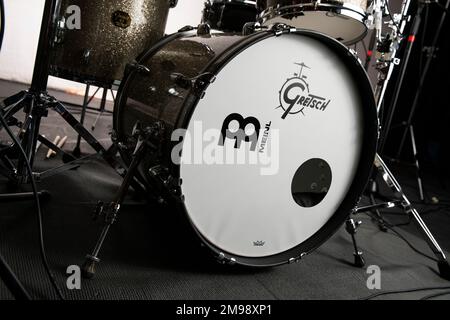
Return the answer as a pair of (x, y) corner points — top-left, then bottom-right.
(346, 218), (365, 268)
(374, 154), (450, 279)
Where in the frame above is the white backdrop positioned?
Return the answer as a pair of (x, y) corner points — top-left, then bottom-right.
(0, 0), (204, 95)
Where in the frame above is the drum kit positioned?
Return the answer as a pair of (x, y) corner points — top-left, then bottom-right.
(0, 0), (449, 293)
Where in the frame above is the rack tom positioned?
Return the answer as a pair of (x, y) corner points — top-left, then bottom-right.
(202, 0), (258, 33)
(257, 0), (368, 45)
(50, 0), (177, 86)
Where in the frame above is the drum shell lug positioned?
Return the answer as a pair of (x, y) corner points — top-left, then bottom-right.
(217, 253), (237, 266)
(194, 73), (216, 98)
(171, 72), (216, 99)
(125, 62), (151, 77)
(197, 23), (212, 36)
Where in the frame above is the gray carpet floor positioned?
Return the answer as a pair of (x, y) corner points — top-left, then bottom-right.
(1, 80), (450, 300)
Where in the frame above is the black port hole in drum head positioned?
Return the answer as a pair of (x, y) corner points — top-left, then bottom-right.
(291, 158), (332, 208)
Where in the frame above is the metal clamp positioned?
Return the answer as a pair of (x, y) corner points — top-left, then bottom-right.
(271, 23), (296, 36)
(170, 72), (216, 98)
(148, 165), (182, 200)
(92, 201), (120, 224)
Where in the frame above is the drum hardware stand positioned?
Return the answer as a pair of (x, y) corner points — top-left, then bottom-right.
(380, 0), (448, 150)
(391, 0), (449, 193)
(342, 0), (410, 268)
(91, 86), (115, 132)
(350, 2), (450, 275)
(0, 0), (134, 187)
(345, 218), (365, 267)
(81, 122), (168, 279)
(346, 192), (403, 268)
(378, 0), (449, 202)
(368, 0), (425, 202)
(352, 154), (450, 279)
(73, 82), (115, 157)
(376, 0), (425, 188)
(0, 0), (148, 210)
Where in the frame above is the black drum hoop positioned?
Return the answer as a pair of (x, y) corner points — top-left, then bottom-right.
(174, 29), (378, 267)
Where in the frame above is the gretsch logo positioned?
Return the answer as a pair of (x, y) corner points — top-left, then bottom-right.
(277, 62), (332, 119)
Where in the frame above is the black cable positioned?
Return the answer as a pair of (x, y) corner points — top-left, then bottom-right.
(365, 212), (438, 262)
(0, 113), (65, 300)
(0, 0), (4, 52)
(421, 290), (450, 300)
(360, 285), (450, 300)
(419, 5), (429, 77)
(385, 224), (438, 261)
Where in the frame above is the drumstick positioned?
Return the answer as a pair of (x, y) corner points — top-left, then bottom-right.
(46, 135), (60, 159)
(50, 135), (68, 157)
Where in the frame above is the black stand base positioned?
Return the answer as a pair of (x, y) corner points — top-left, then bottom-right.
(81, 255), (100, 279)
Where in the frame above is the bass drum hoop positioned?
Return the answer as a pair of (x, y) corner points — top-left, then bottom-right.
(114, 29), (378, 267)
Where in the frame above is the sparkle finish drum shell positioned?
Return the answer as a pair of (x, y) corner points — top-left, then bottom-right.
(50, 0), (175, 86)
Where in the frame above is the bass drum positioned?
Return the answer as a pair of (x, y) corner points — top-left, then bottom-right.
(114, 26), (378, 266)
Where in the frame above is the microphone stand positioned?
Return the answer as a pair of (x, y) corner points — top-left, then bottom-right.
(395, 0), (450, 160)
(353, 0), (450, 280)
